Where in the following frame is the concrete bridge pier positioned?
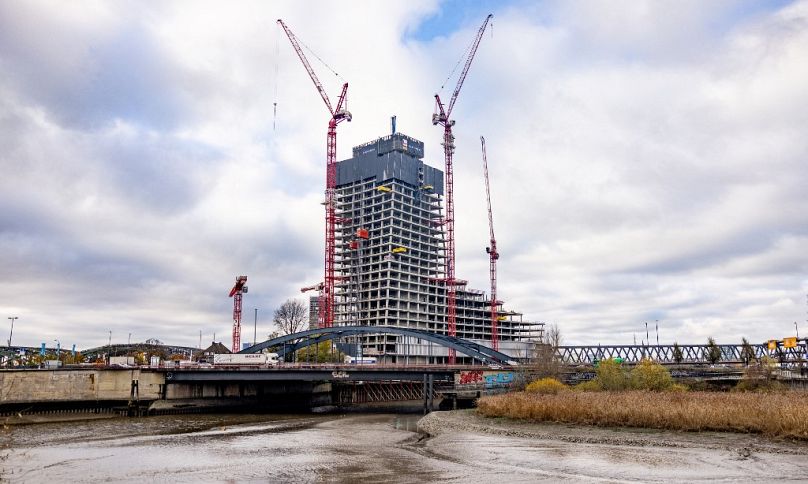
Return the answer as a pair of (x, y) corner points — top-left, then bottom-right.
(423, 374), (434, 414)
(151, 380), (334, 414)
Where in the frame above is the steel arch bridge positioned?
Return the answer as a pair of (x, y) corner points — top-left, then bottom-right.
(240, 326), (516, 365)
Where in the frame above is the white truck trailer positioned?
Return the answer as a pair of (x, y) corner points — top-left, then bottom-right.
(213, 353), (279, 366)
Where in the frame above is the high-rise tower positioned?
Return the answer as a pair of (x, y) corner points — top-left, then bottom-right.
(332, 132), (541, 363)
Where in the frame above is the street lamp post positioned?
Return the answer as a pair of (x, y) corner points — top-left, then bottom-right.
(254, 308), (258, 347)
(655, 320), (659, 347)
(645, 322), (649, 346)
(7, 316), (17, 347)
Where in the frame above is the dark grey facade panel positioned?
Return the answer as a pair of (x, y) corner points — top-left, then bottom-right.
(352, 133), (425, 159)
(339, 134), (443, 194)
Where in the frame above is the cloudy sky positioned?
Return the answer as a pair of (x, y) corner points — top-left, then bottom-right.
(1, 0), (806, 349)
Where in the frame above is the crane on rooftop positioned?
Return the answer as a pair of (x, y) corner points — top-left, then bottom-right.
(229, 275), (248, 353)
(277, 19), (352, 329)
(480, 136), (499, 351)
(432, 13), (493, 364)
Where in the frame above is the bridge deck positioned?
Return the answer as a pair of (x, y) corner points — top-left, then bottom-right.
(163, 366), (458, 383)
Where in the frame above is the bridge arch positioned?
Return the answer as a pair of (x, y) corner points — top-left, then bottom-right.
(240, 326), (516, 365)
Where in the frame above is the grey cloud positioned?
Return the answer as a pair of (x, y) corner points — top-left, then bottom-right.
(0, 4), (189, 130)
(2, 1), (807, 349)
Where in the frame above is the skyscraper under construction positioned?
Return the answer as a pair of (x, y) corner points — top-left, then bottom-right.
(331, 132), (541, 363)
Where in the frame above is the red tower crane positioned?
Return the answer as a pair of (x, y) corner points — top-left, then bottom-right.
(432, 13), (493, 364)
(480, 136), (499, 351)
(278, 19), (352, 329)
(229, 275), (248, 353)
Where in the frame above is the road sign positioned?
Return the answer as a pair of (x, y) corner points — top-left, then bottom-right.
(783, 337), (798, 348)
(768, 340), (778, 350)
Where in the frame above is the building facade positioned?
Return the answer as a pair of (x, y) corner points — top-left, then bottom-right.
(308, 296), (320, 330)
(330, 132), (541, 363)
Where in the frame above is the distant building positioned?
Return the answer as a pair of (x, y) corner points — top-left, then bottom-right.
(199, 341), (230, 362)
(308, 295), (320, 330)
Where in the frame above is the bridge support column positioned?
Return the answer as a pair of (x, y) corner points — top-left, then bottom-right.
(428, 374), (434, 412)
(423, 374), (427, 414)
(423, 374), (434, 414)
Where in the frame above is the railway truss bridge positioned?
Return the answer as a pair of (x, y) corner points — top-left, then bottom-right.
(556, 341), (807, 366)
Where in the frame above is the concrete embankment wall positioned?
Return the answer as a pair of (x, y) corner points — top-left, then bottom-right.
(1, 369), (334, 416)
(0, 369), (164, 404)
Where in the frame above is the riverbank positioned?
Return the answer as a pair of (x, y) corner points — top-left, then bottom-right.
(476, 390), (808, 440)
(418, 409), (808, 455)
(6, 411), (808, 482)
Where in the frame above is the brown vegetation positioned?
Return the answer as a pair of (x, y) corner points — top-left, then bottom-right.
(525, 377), (567, 394)
(477, 390), (808, 439)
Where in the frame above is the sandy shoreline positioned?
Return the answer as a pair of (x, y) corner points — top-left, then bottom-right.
(417, 409), (808, 456)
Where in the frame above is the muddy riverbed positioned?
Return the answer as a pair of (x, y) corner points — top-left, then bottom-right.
(2, 410), (807, 482)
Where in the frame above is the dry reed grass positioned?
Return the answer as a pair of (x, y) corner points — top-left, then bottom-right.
(477, 390), (808, 439)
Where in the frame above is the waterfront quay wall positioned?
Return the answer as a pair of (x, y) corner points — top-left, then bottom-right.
(0, 368), (333, 416)
(0, 368), (163, 404)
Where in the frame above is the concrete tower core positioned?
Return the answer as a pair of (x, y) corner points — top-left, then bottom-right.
(333, 132), (542, 363)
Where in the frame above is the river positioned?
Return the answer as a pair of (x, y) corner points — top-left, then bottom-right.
(2, 410), (807, 482)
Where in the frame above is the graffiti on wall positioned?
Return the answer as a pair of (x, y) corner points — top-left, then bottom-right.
(457, 370), (514, 388)
(483, 372), (514, 387)
(458, 370), (484, 385)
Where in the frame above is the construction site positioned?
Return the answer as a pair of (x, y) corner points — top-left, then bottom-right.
(249, 15), (544, 365)
(216, 16), (541, 362)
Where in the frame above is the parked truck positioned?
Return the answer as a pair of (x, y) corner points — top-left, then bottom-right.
(344, 356), (377, 365)
(213, 353), (279, 366)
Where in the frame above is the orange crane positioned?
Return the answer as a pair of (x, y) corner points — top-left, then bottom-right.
(228, 275), (248, 352)
(432, 13), (493, 363)
(480, 136), (499, 351)
(278, 19), (352, 329)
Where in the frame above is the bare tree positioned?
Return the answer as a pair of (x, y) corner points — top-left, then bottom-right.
(531, 323), (563, 379)
(544, 323), (562, 349)
(274, 299), (308, 335)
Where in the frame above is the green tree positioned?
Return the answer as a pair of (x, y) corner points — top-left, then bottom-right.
(297, 341), (344, 363)
(705, 337), (722, 364)
(672, 342), (683, 364)
(630, 359), (674, 391)
(740, 337), (756, 366)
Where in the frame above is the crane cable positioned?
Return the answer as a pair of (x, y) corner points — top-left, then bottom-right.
(274, 23), (345, 130)
(439, 17), (494, 93)
(295, 31), (344, 82)
(439, 29), (479, 92)
(273, 23), (280, 131)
